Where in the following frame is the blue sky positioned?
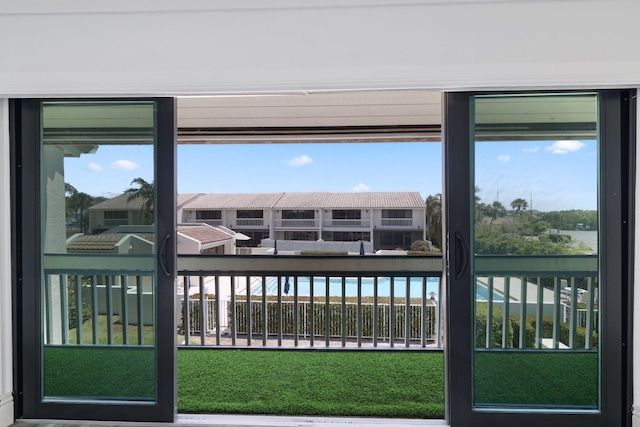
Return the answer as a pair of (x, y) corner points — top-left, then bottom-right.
(475, 140), (598, 211)
(63, 139), (597, 211)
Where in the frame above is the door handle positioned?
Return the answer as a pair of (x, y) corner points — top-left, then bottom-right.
(455, 231), (469, 280)
(158, 232), (171, 278)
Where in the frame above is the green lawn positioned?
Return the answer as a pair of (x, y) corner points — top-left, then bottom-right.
(178, 349), (445, 418)
(43, 346), (598, 417)
(474, 350), (598, 407)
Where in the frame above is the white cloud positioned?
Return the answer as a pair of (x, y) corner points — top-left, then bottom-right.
(523, 146), (540, 153)
(286, 155), (312, 167)
(110, 159), (140, 170)
(497, 154), (511, 162)
(87, 162), (103, 172)
(545, 140), (585, 154)
(351, 183), (371, 192)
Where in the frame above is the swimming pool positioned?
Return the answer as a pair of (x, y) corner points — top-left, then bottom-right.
(250, 276), (502, 301)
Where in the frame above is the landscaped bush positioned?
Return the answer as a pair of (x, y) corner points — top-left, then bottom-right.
(231, 299), (436, 340)
(475, 303), (513, 348)
(299, 250), (348, 256)
(509, 314), (597, 349)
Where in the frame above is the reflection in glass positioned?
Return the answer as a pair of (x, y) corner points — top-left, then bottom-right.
(472, 94), (599, 409)
(41, 102), (157, 401)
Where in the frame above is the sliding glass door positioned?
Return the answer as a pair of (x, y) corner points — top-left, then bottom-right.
(15, 99), (176, 421)
(445, 91), (632, 426)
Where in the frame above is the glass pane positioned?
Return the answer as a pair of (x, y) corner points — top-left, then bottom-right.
(41, 101), (157, 401)
(472, 94), (599, 409)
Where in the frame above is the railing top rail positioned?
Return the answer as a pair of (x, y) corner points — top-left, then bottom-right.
(44, 253), (154, 274)
(475, 254), (598, 275)
(177, 254), (443, 275)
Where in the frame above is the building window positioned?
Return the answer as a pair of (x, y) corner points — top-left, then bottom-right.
(332, 210), (361, 219)
(105, 211), (128, 220)
(283, 210), (315, 219)
(382, 209), (412, 219)
(196, 210), (221, 220)
(285, 231), (318, 241)
(325, 231), (370, 242)
(237, 210), (263, 218)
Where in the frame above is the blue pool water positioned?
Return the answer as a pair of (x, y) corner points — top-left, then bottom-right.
(250, 276), (503, 301)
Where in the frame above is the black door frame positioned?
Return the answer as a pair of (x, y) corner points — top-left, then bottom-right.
(11, 98), (177, 422)
(444, 90), (634, 427)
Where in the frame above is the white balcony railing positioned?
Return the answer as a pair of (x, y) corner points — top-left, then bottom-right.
(323, 219), (371, 228)
(235, 219), (264, 227)
(381, 219), (413, 227)
(273, 219), (319, 228)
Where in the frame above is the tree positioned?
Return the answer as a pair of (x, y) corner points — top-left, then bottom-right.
(425, 193), (442, 249)
(483, 201), (507, 228)
(510, 198), (528, 215)
(124, 177), (154, 225)
(65, 183), (93, 233)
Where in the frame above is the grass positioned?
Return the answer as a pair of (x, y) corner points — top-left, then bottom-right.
(474, 350), (598, 407)
(44, 346), (155, 399)
(178, 349), (445, 418)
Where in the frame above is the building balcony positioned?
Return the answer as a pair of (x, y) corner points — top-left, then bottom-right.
(273, 219), (319, 229)
(380, 219), (414, 227)
(235, 218), (265, 227)
(322, 219), (371, 229)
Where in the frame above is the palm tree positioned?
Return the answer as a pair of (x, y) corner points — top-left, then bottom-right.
(510, 198), (528, 215)
(65, 183), (93, 233)
(425, 193), (442, 249)
(124, 177), (154, 225)
(483, 201), (507, 229)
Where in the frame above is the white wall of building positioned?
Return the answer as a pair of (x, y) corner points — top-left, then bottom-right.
(0, 2), (639, 427)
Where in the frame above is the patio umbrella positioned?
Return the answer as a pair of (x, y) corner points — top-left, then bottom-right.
(274, 240), (278, 255)
(360, 240), (365, 255)
(284, 277), (290, 295)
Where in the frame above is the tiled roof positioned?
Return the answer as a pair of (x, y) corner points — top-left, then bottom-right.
(182, 193), (285, 209)
(91, 191), (426, 211)
(274, 192), (425, 209)
(178, 193), (202, 208)
(177, 225), (233, 244)
(88, 193), (148, 210)
(66, 233), (153, 252)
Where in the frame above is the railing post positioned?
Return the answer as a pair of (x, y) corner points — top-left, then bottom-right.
(75, 274), (83, 345)
(183, 276), (190, 346)
(535, 277), (543, 349)
(106, 275), (113, 345)
(310, 276), (315, 347)
(136, 275), (143, 345)
(246, 276), (252, 346)
(585, 277), (594, 349)
(199, 275), (206, 346)
(357, 276), (362, 347)
(486, 277), (494, 348)
(519, 276), (527, 349)
(389, 277), (395, 348)
(553, 277), (561, 349)
(293, 276), (299, 346)
(405, 277), (411, 348)
(277, 276), (283, 347)
(373, 277), (378, 347)
(341, 277), (347, 347)
(215, 275), (221, 346)
(230, 276), (237, 346)
(501, 277), (510, 348)
(325, 277), (330, 347)
(120, 275), (129, 345)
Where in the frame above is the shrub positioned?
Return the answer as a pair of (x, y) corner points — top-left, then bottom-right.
(475, 303), (513, 348)
(508, 314), (597, 349)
